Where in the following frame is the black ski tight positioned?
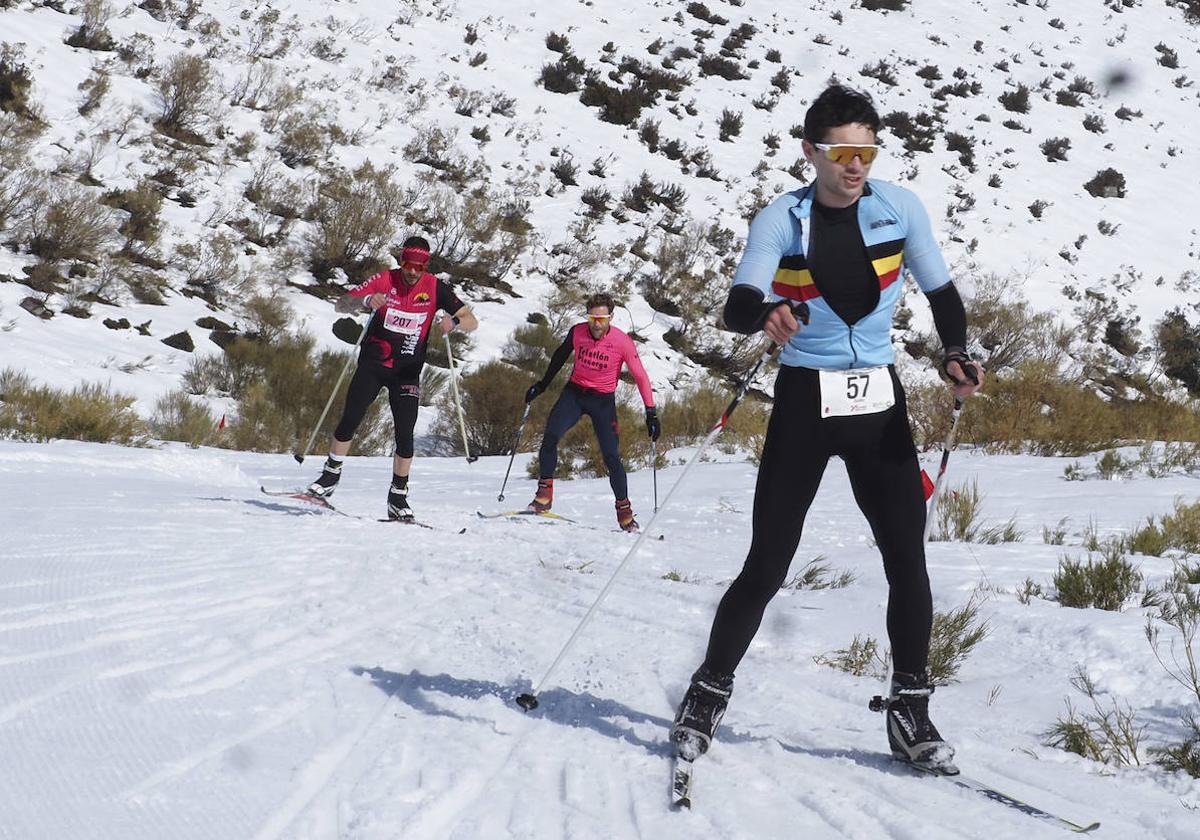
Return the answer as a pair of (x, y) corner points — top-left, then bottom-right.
(702, 365), (933, 678)
(333, 364), (420, 457)
(538, 384), (627, 499)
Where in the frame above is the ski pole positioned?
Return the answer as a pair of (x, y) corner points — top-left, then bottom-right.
(516, 340), (781, 712)
(651, 439), (659, 513)
(498, 403), (532, 502)
(294, 316), (369, 464)
(444, 332), (478, 464)
(922, 396), (966, 544)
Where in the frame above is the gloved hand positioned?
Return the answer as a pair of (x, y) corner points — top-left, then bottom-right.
(645, 407), (660, 441)
(524, 382), (544, 404)
(941, 347), (980, 386)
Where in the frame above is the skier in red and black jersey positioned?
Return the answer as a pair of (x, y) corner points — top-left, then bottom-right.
(306, 236), (477, 520)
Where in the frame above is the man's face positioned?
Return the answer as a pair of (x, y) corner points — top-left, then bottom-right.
(400, 259), (426, 285)
(802, 122), (878, 207)
(586, 306), (612, 339)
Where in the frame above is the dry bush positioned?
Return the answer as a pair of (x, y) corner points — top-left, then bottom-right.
(639, 222), (729, 326)
(275, 106), (329, 168)
(429, 359), (529, 456)
(0, 370), (149, 445)
(656, 375), (771, 454)
(173, 232), (243, 304)
(813, 635), (890, 679)
(1044, 667), (1144, 767)
(154, 53), (218, 138)
(150, 390), (222, 448)
(307, 162), (413, 282)
(0, 114), (42, 229)
(25, 180), (116, 263)
(930, 478), (1022, 543)
(182, 329), (391, 455)
(77, 66), (110, 115)
(66, 0), (117, 51)
(0, 43), (39, 121)
(101, 180), (164, 258)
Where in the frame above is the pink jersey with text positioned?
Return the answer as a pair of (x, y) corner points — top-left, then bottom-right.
(568, 323), (654, 406)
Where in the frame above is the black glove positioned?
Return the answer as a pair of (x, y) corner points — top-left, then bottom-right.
(941, 347), (979, 386)
(645, 407), (660, 441)
(524, 382), (544, 404)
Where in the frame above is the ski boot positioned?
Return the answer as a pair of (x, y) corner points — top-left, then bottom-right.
(527, 478), (553, 513)
(306, 456), (342, 498)
(615, 498), (638, 532)
(871, 671), (958, 775)
(387, 476), (414, 521)
(670, 666), (733, 761)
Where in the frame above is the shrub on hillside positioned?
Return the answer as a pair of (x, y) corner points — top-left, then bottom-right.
(580, 76), (657, 126)
(154, 53), (218, 139)
(25, 181), (116, 263)
(307, 162), (409, 283)
(150, 390), (222, 447)
(813, 635), (889, 679)
(0, 369), (149, 445)
(698, 55), (746, 81)
(0, 43), (39, 121)
(429, 359), (530, 457)
(1084, 168), (1126, 198)
(1053, 543), (1142, 610)
(717, 108), (742, 141)
(539, 54), (587, 94)
(1155, 308), (1200, 396)
(101, 181), (164, 258)
(998, 83), (1031, 113)
(65, 0), (117, 51)
(182, 329), (392, 455)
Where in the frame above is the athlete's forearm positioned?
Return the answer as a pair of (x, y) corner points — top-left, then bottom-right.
(926, 282), (967, 351)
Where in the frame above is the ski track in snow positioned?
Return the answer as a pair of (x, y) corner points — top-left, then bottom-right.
(2, 440), (1200, 838)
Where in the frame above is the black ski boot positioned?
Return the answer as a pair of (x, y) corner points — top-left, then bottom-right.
(387, 476), (413, 521)
(872, 671), (958, 775)
(670, 666), (733, 761)
(306, 457), (342, 498)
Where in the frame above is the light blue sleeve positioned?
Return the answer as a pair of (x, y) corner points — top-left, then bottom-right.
(731, 199), (795, 297)
(899, 189), (952, 294)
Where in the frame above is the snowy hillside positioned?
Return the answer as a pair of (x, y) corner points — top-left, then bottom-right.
(2, 0), (1199, 414)
(2, 438), (1199, 838)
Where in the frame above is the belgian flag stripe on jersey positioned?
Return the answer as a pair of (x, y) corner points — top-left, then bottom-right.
(771, 267), (820, 301)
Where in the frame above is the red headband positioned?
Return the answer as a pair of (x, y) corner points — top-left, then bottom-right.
(401, 246), (430, 266)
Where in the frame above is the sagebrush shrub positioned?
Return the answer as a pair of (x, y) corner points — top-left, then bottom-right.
(998, 83), (1031, 113)
(26, 181), (116, 263)
(154, 53), (217, 138)
(307, 162), (408, 282)
(781, 557), (857, 590)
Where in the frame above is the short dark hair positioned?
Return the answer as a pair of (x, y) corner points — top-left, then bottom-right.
(585, 291), (615, 313)
(802, 84), (882, 144)
(402, 235), (431, 251)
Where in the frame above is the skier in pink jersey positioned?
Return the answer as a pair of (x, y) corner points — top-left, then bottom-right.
(306, 235), (477, 521)
(523, 292), (660, 532)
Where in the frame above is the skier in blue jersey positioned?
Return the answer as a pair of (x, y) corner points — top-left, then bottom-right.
(671, 85), (985, 774)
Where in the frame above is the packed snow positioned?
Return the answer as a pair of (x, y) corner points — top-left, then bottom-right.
(2, 437), (1198, 838)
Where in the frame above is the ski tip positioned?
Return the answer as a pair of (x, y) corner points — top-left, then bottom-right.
(515, 693), (539, 712)
(670, 798), (691, 811)
(458, 527), (467, 534)
(1075, 823), (1101, 834)
(292, 454), (304, 464)
(467, 456), (479, 463)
